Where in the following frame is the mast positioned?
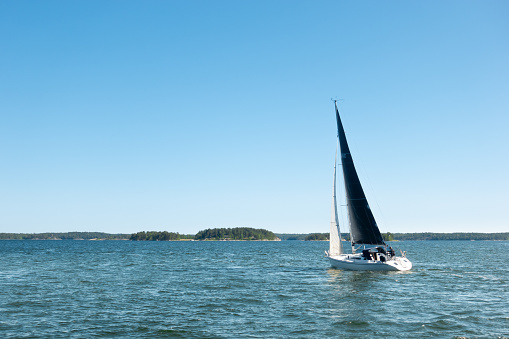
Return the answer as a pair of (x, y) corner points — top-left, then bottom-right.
(334, 101), (385, 247)
(329, 141), (342, 256)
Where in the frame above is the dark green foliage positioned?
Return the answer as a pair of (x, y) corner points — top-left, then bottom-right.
(277, 233), (350, 241)
(129, 231), (194, 241)
(278, 232), (509, 241)
(275, 233), (307, 241)
(0, 232), (130, 240)
(383, 232), (394, 241)
(2, 231), (507, 241)
(194, 227), (276, 241)
(388, 232), (509, 241)
(305, 233), (329, 241)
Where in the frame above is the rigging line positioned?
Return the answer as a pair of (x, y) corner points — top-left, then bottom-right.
(337, 151), (350, 250)
(363, 205), (384, 245)
(351, 148), (388, 233)
(340, 104), (389, 236)
(336, 101), (356, 252)
(331, 137), (342, 255)
(360, 163), (389, 235)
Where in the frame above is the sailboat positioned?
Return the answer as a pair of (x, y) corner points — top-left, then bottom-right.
(325, 101), (412, 271)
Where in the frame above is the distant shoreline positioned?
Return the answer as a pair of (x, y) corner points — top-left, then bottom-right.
(1, 231), (508, 241)
(0, 238), (282, 241)
(277, 232), (509, 241)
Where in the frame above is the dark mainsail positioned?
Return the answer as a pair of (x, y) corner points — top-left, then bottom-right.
(335, 102), (385, 245)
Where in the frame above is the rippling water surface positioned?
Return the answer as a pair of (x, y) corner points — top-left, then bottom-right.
(1, 240), (508, 338)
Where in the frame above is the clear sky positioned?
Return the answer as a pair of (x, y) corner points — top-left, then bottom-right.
(1, 1), (508, 234)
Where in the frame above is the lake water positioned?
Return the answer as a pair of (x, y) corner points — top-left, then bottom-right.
(0, 240), (508, 338)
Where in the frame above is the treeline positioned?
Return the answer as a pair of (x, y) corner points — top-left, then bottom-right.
(0, 232), (130, 240)
(3, 231), (508, 241)
(195, 227), (277, 240)
(275, 233), (308, 241)
(305, 233), (329, 241)
(389, 232), (509, 241)
(383, 232), (395, 241)
(278, 233), (350, 241)
(279, 232), (509, 241)
(130, 231), (194, 241)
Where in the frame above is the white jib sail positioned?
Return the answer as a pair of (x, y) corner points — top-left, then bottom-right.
(330, 141), (342, 256)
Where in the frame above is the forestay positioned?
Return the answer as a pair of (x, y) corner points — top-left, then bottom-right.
(334, 102), (385, 246)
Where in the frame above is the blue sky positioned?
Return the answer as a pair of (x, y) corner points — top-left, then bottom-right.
(1, 1), (508, 234)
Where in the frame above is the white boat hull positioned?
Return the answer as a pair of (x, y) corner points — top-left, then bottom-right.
(327, 254), (412, 271)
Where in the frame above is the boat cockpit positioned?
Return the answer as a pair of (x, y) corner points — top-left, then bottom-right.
(361, 246), (395, 262)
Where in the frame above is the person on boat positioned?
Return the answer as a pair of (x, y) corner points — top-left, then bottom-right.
(388, 247), (395, 258)
(362, 249), (372, 260)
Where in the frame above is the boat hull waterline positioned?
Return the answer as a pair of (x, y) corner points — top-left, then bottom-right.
(327, 254), (412, 271)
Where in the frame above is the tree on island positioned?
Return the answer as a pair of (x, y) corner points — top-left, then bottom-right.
(305, 233), (329, 241)
(0, 232), (130, 240)
(382, 232), (394, 241)
(194, 227), (276, 240)
(129, 231), (194, 241)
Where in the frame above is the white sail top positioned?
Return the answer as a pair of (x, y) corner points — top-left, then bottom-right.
(329, 142), (342, 256)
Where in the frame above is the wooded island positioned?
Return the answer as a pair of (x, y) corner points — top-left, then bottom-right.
(1, 230), (508, 241)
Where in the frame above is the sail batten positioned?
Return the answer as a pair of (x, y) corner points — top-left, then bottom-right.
(334, 102), (385, 246)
